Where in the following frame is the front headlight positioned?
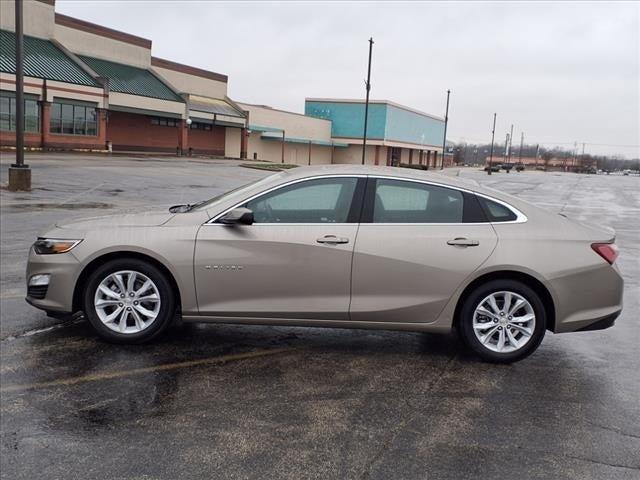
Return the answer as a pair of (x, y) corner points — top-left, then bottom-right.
(33, 238), (83, 255)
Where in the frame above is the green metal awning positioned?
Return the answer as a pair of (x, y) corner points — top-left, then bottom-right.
(79, 55), (183, 102)
(261, 131), (348, 147)
(0, 29), (98, 86)
(249, 124), (283, 133)
(190, 96), (245, 118)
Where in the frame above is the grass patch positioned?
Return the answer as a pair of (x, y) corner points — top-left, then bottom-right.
(240, 163), (299, 171)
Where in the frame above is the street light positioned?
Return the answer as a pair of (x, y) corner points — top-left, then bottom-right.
(441, 89), (450, 170)
(361, 37), (374, 165)
(488, 113), (497, 175)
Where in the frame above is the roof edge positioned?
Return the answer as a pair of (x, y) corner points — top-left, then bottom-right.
(151, 57), (227, 83)
(238, 101), (332, 122)
(305, 97), (445, 122)
(55, 13), (152, 49)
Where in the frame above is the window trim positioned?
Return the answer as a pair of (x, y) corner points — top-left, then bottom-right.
(205, 174), (367, 226)
(203, 174), (527, 226)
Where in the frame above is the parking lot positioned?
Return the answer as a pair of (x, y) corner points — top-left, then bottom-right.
(1, 153), (639, 480)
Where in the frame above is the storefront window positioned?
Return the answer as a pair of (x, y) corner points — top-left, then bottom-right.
(50, 101), (99, 136)
(190, 122), (212, 131)
(150, 116), (179, 127)
(0, 92), (40, 133)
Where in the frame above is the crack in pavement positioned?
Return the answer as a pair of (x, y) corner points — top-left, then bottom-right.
(564, 454), (640, 471)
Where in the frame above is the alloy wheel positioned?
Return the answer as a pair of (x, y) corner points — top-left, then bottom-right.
(94, 270), (161, 334)
(472, 290), (536, 353)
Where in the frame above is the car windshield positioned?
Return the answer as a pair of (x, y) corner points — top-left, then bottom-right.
(191, 171), (286, 212)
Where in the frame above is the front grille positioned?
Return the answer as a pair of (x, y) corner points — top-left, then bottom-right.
(27, 285), (48, 299)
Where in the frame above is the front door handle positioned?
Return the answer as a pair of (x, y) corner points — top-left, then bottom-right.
(447, 237), (480, 247)
(317, 235), (349, 245)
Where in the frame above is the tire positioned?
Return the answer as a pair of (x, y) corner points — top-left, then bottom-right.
(83, 258), (176, 344)
(458, 279), (546, 363)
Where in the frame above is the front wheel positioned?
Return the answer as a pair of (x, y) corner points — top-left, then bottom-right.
(458, 280), (546, 363)
(83, 258), (176, 344)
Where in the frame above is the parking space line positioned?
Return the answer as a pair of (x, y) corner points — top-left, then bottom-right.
(0, 347), (293, 393)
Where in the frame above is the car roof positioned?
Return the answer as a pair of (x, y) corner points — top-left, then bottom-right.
(279, 164), (483, 191)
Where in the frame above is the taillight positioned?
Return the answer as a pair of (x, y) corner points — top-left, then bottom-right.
(591, 243), (619, 265)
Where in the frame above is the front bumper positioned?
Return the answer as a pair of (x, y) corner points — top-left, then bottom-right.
(25, 246), (81, 313)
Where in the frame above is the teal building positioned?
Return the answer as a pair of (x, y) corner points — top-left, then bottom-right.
(305, 98), (446, 167)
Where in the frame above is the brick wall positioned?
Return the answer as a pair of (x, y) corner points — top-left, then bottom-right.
(0, 131), (42, 148)
(107, 111), (182, 152)
(188, 125), (225, 155)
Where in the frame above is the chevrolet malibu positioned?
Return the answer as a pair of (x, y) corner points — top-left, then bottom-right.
(26, 165), (623, 362)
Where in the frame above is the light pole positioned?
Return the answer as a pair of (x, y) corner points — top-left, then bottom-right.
(488, 113), (496, 175)
(361, 37), (374, 165)
(8, 0), (31, 191)
(441, 89), (450, 170)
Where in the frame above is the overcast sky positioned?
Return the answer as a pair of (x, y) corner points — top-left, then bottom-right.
(57, 1), (639, 159)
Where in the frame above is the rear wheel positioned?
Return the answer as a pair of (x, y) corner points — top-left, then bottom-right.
(83, 258), (175, 344)
(458, 279), (546, 363)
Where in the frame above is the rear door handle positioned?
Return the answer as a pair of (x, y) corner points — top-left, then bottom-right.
(317, 235), (349, 245)
(447, 237), (480, 247)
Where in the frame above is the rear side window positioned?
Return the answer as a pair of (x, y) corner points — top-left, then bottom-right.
(371, 179), (464, 223)
(478, 197), (518, 222)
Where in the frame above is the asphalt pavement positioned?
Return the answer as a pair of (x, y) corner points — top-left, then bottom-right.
(1, 153), (639, 480)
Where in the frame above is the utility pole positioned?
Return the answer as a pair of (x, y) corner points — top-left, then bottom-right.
(361, 37), (374, 165)
(488, 113), (496, 175)
(535, 143), (540, 169)
(8, 0), (31, 191)
(503, 133), (510, 163)
(441, 89), (450, 170)
(507, 124), (514, 163)
(519, 132), (524, 163)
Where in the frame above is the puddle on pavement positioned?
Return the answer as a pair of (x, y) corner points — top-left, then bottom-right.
(2, 202), (114, 212)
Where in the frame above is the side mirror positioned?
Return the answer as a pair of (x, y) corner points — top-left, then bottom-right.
(218, 207), (254, 225)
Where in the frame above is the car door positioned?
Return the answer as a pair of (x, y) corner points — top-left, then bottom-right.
(194, 176), (365, 320)
(350, 177), (498, 323)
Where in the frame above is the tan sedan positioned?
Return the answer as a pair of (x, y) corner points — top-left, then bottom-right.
(26, 166), (623, 362)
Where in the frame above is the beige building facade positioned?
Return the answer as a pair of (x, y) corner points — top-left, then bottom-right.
(2, 0), (446, 166)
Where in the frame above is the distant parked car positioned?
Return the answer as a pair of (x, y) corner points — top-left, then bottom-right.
(484, 165), (500, 172)
(502, 163), (514, 172)
(515, 164), (525, 172)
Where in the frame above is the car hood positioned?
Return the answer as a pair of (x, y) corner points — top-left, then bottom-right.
(55, 211), (175, 230)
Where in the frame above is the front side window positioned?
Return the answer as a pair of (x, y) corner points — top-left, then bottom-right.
(0, 93), (40, 133)
(245, 177), (358, 223)
(372, 179), (464, 223)
(50, 102), (98, 136)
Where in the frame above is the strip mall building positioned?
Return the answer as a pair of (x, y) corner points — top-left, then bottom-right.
(0, 0), (447, 167)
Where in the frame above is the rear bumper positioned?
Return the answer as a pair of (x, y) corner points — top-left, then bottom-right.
(576, 310), (620, 332)
(550, 263), (624, 333)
